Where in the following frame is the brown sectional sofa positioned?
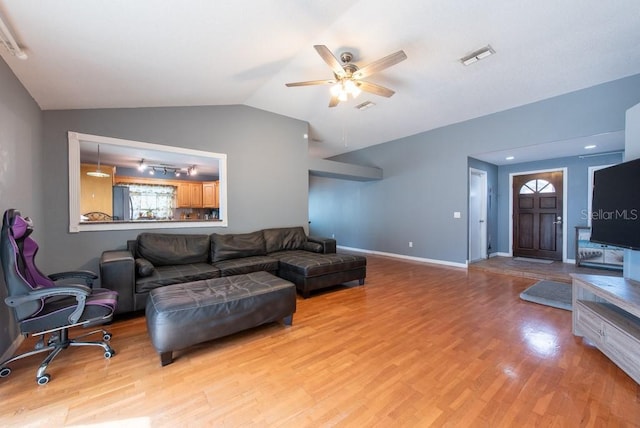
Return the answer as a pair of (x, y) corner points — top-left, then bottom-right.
(100, 226), (366, 314)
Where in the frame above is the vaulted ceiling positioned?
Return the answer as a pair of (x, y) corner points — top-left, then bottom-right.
(1, 0), (639, 160)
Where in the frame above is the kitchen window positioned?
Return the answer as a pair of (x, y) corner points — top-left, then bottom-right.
(128, 184), (176, 220)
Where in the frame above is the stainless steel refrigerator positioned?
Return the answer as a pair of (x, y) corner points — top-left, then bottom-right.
(112, 185), (133, 220)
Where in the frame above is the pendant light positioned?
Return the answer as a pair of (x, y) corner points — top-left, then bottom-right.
(86, 144), (110, 178)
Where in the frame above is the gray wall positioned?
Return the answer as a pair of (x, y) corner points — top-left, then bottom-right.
(40, 106), (309, 274)
(0, 58), (43, 357)
(309, 74), (640, 265)
(496, 152), (624, 259)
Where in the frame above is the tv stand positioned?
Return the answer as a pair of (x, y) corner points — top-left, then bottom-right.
(571, 274), (640, 384)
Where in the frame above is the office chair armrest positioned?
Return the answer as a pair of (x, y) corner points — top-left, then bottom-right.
(5, 284), (91, 307)
(48, 270), (98, 287)
(5, 284), (92, 324)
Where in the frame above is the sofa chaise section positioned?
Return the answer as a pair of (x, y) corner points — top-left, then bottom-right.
(263, 227), (366, 298)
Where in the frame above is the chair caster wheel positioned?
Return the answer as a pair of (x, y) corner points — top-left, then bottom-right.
(104, 349), (115, 359)
(37, 374), (50, 385)
(0, 367), (11, 378)
(103, 333), (112, 341)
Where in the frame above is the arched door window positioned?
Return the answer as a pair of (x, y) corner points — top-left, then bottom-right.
(519, 179), (556, 194)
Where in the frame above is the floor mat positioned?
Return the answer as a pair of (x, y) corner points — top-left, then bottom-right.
(520, 280), (572, 311)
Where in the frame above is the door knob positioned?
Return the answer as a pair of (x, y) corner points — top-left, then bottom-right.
(553, 216), (562, 224)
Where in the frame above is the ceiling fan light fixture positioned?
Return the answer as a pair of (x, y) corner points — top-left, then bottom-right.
(287, 44), (407, 107)
(344, 80), (361, 97)
(460, 45), (495, 66)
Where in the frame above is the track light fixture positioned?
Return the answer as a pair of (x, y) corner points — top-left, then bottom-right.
(140, 160), (199, 177)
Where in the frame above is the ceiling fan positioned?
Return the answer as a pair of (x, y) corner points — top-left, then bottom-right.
(285, 45), (407, 107)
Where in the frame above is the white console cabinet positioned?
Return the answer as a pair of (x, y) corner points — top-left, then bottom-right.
(572, 274), (640, 384)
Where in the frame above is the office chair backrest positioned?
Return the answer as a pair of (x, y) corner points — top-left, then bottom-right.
(1, 209), (46, 320)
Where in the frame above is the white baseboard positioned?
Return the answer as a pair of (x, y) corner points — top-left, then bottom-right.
(493, 252), (511, 257)
(337, 246), (468, 269)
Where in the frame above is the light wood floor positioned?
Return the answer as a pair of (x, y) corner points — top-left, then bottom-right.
(1, 254), (639, 427)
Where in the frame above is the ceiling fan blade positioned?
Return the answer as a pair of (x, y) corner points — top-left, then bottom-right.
(328, 94), (340, 108)
(353, 50), (407, 79)
(285, 79), (336, 87)
(358, 81), (396, 98)
(314, 45), (346, 78)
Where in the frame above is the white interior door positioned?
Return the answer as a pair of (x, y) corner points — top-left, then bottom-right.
(469, 168), (487, 262)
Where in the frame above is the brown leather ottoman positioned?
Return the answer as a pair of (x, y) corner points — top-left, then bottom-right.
(145, 271), (296, 366)
(268, 250), (367, 298)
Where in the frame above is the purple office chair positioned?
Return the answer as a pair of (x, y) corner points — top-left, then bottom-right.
(0, 209), (118, 385)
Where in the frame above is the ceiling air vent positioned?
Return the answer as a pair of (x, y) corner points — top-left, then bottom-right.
(460, 45), (495, 66)
(355, 101), (376, 111)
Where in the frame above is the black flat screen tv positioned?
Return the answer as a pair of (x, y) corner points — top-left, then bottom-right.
(590, 157), (640, 250)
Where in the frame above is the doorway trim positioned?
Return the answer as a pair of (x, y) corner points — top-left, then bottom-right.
(469, 168), (488, 262)
(508, 167), (568, 261)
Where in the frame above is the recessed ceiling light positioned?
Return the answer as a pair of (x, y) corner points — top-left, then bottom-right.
(505, 156), (515, 161)
(584, 144), (597, 149)
(461, 45), (495, 66)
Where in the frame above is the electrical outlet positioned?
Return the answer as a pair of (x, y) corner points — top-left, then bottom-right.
(409, 241), (413, 248)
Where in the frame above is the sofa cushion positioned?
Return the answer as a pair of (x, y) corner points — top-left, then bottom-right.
(213, 255), (279, 276)
(211, 231), (266, 262)
(135, 263), (221, 293)
(303, 241), (324, 253)
(136, 233), (210, 266)
(263, 227), (307, 254)
(135, 258), (155, 277)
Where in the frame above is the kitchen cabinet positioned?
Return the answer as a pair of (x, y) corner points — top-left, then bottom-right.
(176, 182), (203, 208)
(190, 183), (203, 208)
(80, 163), (115, 215)
(202, 181), (219, 208)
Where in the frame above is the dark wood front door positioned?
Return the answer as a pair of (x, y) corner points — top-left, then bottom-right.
(513, 171), (563, 260)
